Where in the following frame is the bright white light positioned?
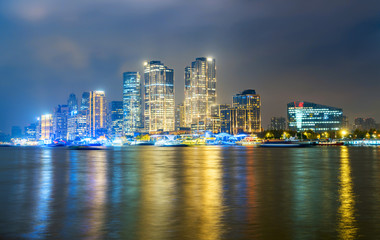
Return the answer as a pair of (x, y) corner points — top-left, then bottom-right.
(207, 57), (213, 61)
(143, 61), (148, 66)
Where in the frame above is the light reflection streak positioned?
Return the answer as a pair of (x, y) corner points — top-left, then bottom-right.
(28, 148), (53, 238)
(138, 149), (175, 240)
(85, 150), (107, 239)
(199, 147), (223, 240)
(338, 147), (357, 240)
(246, 147), (258, 235)
(183, 147), (202, 237)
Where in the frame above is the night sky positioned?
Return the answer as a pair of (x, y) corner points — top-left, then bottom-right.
(1, 0), (379, 133)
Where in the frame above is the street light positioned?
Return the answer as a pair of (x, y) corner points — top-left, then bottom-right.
(341, 130), (347, 139)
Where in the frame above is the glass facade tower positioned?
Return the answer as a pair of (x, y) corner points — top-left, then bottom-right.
(287, 101), (343, 132)
(87, 91), (107, 138)
(184, 57), (216, 131)
(123, 72), (142, 134)
(143, 61), (175, 132)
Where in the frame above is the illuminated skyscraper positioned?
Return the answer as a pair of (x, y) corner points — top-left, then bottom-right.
(220, 90), (261, 134)
(68, 93), (78, 114)
(175, 103), (185, 131)
(184, 57), (216, 131)
(81, 92), (90, 111)
(40, 114), (53, 141)
(53, 104), (69, 140)
(108, 101), (124, 138)
(25, 122), (38, 141)
(232, 89), (261, 133)
(123, 72), (142, 134)
(87, 91), (107, 138)
(143, 61), (175, 132)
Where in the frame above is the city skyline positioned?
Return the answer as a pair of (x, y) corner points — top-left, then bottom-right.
(1, 56), (378, 135)
(1, 1), (380, 133)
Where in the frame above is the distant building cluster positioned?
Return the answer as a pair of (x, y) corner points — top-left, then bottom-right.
(11, 57), (376, 142)
(17, 57), (264, 142)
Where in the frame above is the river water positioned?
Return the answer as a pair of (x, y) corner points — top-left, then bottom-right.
(0, 146), (380, 239)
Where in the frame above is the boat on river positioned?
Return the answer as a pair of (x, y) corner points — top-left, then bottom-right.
(154, 140), (188, 147)
(260, 140), (314, 148)
(316, 141), (344, 146)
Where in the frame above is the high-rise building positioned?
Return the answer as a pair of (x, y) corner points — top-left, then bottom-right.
(11, 126), (22, 138)
(211, 104), (230, 133)
(342, 115), (349, 130)
(108, 101), (124, 138)
(68, 93), (78, 114)
(53, 105), (69, 140)
(143, 61), (175, 132)
(232, 89), (261, 133)
(219, 90), (261, 135)
(364, 118), (376, 130)
(25, 122), (38, 140)
(67, 110), (88, 141)
(184, 57), (216, 131)
(123, 72), (142, 134)
(87, 91), (107, 138)
(175, 103), (185, 131)
(287, 101), (343, 132)
(40, 114), (53, 141)
(81, 92), (90, 111)
(269, 117), (287, 130)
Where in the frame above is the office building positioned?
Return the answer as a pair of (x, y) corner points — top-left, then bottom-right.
(123, 72), (142, 134)
(143, 61), (175, 132)
(108, 101), (124, 138)
(25, 122), (38, 141)
(210, 104), (230, 133)
(87, 91), (107, 138)
(81, 92), (90, 111)
(40, 114), (53, 141)
(232, 89), (261, 133)
(184, 57), (216, 131)
(270, 117), (287, 130)
(11, 126), (22, 138)
(68, 93), (78, 114)
(175, 103), (185, 131)
(53, 104), (69, 140)
(287, 101), (343, 132)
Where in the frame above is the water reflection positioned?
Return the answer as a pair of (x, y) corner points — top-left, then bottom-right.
(199, 147), (223, 240)
(338, 147), (357, 239)
(138, 149), (176, 240)
(29, 148), (53, 238)
(85, 150), (108, 239)
(3, 146), (380, 239)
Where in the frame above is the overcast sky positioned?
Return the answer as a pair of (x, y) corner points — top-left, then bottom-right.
(0, 0), (379, 133)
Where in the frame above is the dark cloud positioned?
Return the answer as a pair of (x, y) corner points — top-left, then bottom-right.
(0, 0), (380, 132)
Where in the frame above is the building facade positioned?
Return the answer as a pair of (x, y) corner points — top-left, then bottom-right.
(175, 103), (185, 131)
(232, 89), (261, 133)
(184, 57), (216, 131)
(67, 110), (88, 140)
(87, 91), (107, 138)
(108, 101), (124, 138)
(143, 61), (175, 132)
(53, 104), (69, 140)
(287, 101), (343, 132)
(123, 72), (142, 134)
(39, 114), (53, 141)
(25, 122), (38, 141)
(270, 117), (287, 130)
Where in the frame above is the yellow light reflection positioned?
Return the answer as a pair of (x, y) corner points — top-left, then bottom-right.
(200, 147), (223, 240)
(338, 147), (357, 240)
(138, 149), (175, 240)
(87, 151), (107, 238)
